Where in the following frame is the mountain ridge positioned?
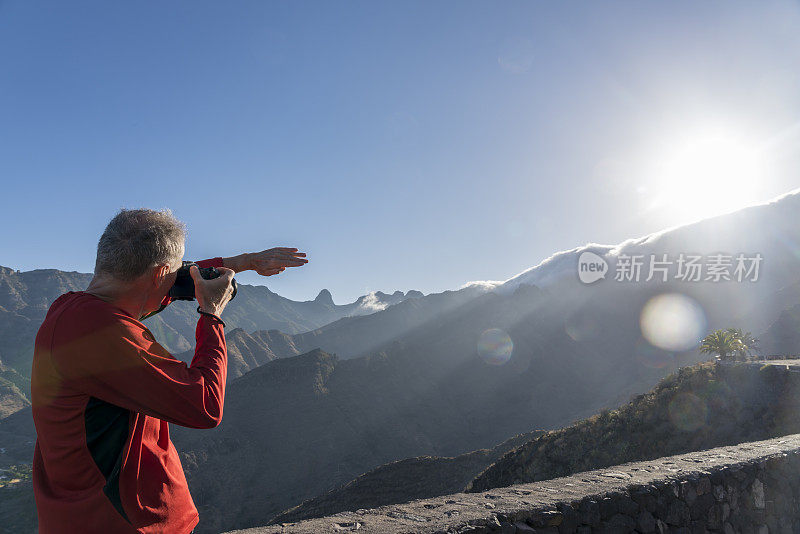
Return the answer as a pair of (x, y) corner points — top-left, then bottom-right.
(474, 189), (800, 303)
(0, 265), (428, 416)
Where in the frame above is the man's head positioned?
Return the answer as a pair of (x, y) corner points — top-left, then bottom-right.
(93, 208), (186, 313)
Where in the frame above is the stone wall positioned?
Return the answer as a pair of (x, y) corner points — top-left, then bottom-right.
(226, 433), (800, 534)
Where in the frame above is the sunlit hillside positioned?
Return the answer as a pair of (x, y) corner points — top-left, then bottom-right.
(469, 361), (800, 492)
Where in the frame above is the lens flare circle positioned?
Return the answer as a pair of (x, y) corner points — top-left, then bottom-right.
(565, 313), (600, 342)
(640, 293), (706, 352)
(478, 328), (514, 365)
(668, 392), (708, 432)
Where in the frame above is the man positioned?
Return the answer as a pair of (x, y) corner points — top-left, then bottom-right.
(30, 208), (308, 534)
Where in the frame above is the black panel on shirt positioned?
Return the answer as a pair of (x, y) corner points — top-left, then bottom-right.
(84, 396), (131, 523)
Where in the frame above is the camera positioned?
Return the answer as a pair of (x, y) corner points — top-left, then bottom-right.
(169, 261), (238, 301)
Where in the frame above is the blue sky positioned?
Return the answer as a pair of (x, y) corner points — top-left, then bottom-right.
(2, 1), (800, 302)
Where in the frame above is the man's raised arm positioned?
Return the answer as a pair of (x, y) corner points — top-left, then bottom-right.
(151, 248), (306, 312)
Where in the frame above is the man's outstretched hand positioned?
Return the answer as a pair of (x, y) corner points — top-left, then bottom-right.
(223, 247), (308, 276)
(249, 247), (308, 276)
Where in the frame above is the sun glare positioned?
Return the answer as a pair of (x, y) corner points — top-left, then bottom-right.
(649, 133), (764, 223)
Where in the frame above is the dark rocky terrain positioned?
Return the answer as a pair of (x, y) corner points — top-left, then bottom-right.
(0, 406), (35, 469)
(176, 328), (302, 381)
(0, 364), (28, 419)
(224, 434), (800, 534)
(262, 360), (800, 531)
(469, 361), (800, 492)
(760, 302), (800, 356)
(0, 408), (36, 533)
(271, 431), (544, 524)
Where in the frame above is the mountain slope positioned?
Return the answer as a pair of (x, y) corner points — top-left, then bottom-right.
(270, 430), (543, 524)
(0, 407), (35, 469)
(468, 360), (800, 493)
(760, 303), (800, 356)
(149, 285), (423, 355)
(171, 285), (491, 383)
(175, 328), (303, 381)
(167, 286), (489, 382)
(0, 376), (28, 420)
(266, 285), (488, 360)
(273, 293), (800, 524)
(498, 189), (800, 313)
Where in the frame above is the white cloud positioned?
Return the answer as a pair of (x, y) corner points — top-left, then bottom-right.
(459, 280), (504, 291)
(356, 291), (389, 313)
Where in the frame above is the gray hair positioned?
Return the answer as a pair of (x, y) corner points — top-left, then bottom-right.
(95, 208), (186, 281)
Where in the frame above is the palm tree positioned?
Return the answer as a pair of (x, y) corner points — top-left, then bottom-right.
(700, 330), (740, 362)
(725, 328), (759, 361)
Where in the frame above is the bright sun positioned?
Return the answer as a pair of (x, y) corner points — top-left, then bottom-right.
(649, 134), (763, 222)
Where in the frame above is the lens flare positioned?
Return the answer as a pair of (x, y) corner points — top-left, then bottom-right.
(640, 293), (706, 352)
(699, 379), (733, 412)
(565, 313), (600, 342)
(668, 392), (708, 431)
(478, 328), (514, 365)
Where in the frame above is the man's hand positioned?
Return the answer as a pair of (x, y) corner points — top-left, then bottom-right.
(223, 247), (308, 276)
(190, 266), (236, 317)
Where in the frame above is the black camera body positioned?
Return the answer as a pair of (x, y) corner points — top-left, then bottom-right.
(169, 261), (238, 301)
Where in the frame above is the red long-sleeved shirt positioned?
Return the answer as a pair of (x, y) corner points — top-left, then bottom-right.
(31, 258), (227, 534)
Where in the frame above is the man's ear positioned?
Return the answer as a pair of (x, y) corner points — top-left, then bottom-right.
(152, 264), (171, 288)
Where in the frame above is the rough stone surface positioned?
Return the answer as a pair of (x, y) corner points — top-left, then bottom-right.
(225, 434), (800, 534)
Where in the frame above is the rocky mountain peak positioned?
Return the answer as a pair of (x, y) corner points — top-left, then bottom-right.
(314, 289), (334, 306)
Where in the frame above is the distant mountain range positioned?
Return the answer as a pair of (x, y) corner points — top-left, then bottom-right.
(2, 190), (800, 532)
(0, 266), (426, 418)
(174, 285), (488, 381)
